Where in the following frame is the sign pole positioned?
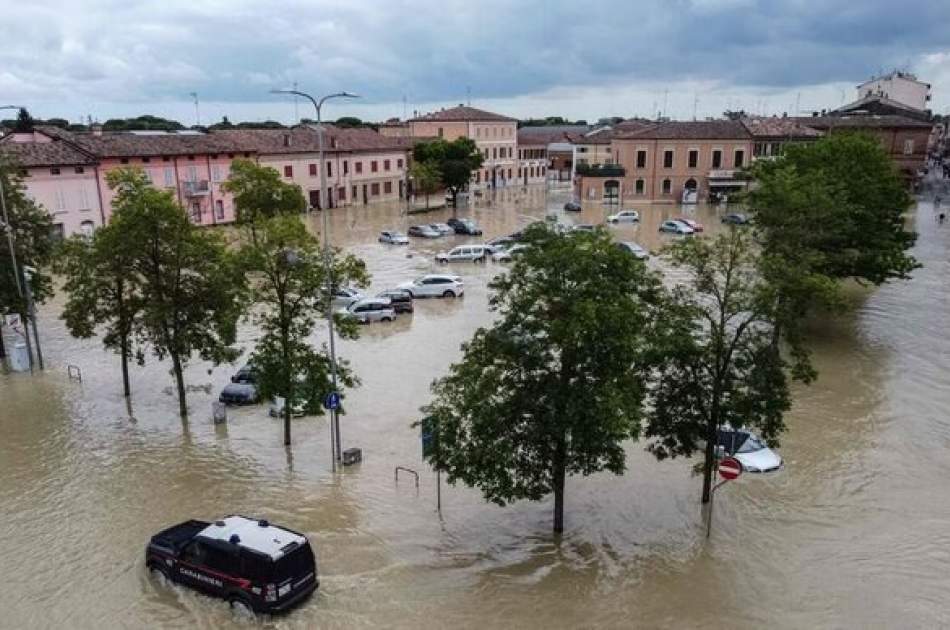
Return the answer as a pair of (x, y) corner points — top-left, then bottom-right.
(707, 456), (742, 539)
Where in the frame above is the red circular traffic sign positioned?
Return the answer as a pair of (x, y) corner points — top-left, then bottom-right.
(718, 457), (742, 480)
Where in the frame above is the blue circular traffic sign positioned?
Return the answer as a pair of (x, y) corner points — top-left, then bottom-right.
(324, 391), (341, 411)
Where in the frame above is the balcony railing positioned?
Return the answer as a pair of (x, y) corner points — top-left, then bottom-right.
(183, 180), (211, 196)
(575, 163), (626, 177)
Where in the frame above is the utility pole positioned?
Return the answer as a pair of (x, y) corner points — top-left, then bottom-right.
(190, 92), (200, 127)
(22, 265), (43, 369)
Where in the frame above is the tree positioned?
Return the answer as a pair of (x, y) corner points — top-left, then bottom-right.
(238, 214), (369, 444)
(0, 158), (54, 358)
(58, 220), (144, 397)
(13, 108), (34, 132)
(408, 160), (441, 209)
(645, 228), (797, 504)
(413, 138), (483, 209)
(221, 159), (307, 240)
(109, 169), (246, 416)
(334, 116), (363, 128)
(418, 225), (663, 532)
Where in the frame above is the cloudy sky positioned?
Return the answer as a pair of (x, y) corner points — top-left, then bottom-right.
(2, 0), (949, 125)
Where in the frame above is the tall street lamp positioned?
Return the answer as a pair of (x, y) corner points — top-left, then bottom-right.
(270, 89), (359, 466)
(0, 104), (37, 371)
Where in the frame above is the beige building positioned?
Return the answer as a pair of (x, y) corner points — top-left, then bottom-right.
(857, 71), (931, 112)
(409, 105), (518, 188)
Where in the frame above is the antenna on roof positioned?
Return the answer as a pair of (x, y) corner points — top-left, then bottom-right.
(795, 92), (801, 116)
(292, 81), (299, 123)
(466, 85), (471, 107)
(662, 89), (669, 119)
(692, 92), (698, 121)
(189, 92), (200, 127)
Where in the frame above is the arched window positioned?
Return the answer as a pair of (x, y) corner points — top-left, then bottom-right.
(79, 220), (95, 238)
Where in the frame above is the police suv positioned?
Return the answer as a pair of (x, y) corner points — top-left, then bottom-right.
(146, 515), (318, 615)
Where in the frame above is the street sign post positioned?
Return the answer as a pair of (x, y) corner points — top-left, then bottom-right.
(324, 391), (341, 411)
(707, 457), (742, 538)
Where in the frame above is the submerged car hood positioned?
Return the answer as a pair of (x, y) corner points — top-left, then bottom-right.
(734, 447), (782, 472)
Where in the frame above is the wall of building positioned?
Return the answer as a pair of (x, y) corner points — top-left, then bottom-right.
(858, 76), (930, 111)
(517, 144), (548, 185)
(21, 165), (103, 238)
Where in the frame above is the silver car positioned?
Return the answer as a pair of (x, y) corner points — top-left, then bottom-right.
(397, 274), (464, 298)
(435, 245), (488, 264)
(429, 223), (454, 235)
(338, 297), (396, 323)
(616, 241), (649, 259)
(331, 287), (365, 308)
(379, 230), (409, 244)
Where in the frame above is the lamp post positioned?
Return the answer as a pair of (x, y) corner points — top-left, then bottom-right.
(270, 89), (359, 466)
(0, 105), (37, 371)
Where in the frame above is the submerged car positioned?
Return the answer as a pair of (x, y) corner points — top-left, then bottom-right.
(722, 213), (750, 225)
(268, 397), (306, 418)
(435, 245), (488, 264)
(337, 298), (396, 323)
(231, 363), (257, 384)
(659, 220), (694, 235)
(447, 217), (483, 235)
(492, 243), (530, 262)
(564, 200), (582, 212)
(219, 382), (259, 405)
(378, 230), (409, 244)
(607, 209), (640, 223)
(376, 289), (414, 314)
(717, 428), (783, 473)
(331, 287), (364, 309)
(429, 223), (455, 235)
(146, 515), (318, 615)
(396, 274), (464, 298)
(408, 225), (441, 238)
(675, 217), (704, 232)
(616, 241), (649, 259)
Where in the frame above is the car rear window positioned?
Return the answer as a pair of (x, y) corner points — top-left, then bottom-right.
(272, 542), (315, 581)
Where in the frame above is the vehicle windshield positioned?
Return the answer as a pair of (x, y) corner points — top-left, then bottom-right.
(737, 434), (767, 453)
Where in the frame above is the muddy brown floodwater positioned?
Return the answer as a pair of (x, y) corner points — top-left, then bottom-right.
(2, 183), (950, 629)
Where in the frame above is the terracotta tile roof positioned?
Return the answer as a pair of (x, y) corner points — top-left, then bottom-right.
(789, 115), (934, 130)
(740, 116), (823, 138)
(0, 133), (96, 167)
(409, 105), (516, 123)
(615, 120), (751, 140)
(214, 126), (407, 154)
(613, 119), (655, 133)
(37, 126), (242, 157)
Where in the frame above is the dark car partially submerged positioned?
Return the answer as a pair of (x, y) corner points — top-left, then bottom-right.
(377, 289), (414, 313)
(146, 515), (318, 615)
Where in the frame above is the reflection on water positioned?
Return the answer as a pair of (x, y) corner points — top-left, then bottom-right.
(2, 185), (950, 628)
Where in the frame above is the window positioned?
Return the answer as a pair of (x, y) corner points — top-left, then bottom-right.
(352, 185), (357, 199)
(309, 163), (317, 176)
(508, 168), (512, 179)
(284, 165), (293, 177)
(518, 167), (522, 177)
(215, 200), (224, 219)
(384, 181), (392, 194)
(753, 142), (765, 157)
(371, 182), (380, 196)
(438, 127), (444, 137)
(663, 150), (674, 168)
(309, 190), (320, 209)
(712, 150), (722, 169)
(327, 162), (332, 177)
(143, 157), (151, 163)
(688, 150), (698, 169)
(142, 169), (152, 183)
(75, 166), (84, 174)
(191, 201), (201, 222)
(636, 150), (647, 168)
(477, 128), (481, 138)
(338, 186), (345, 201)
(164, 167), (174, 187)
(492, 148), (497, 160)
(80, 220), (95, 238)
(78, 187), (90, 210)
(50, 223), (65, 241)
(343, 161), (349, 175)
(397, 158), (403, 169)
(50, 167), (61, 175)
(635, 179), (645, 195)
(187, 166), (198, 182)
(903, 139), (915, 155)
(662, 179), (672, 194)
(212, 165), (222, 182)
(356, 161), (363, 174)
(734, 149), (745, 168)
(120, 158), (129, 164)
(384, 159), (391, 171)
(371, 161), (378, 173)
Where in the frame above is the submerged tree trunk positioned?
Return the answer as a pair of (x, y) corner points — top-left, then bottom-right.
(120, 334), (131, 398)
(171, 351), (187, 418)
(117, 284), (131, 398)
(552, 435), (567, 533)
(701, 389), (721, 504)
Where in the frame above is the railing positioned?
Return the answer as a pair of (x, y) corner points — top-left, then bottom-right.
(183, 180), (211, 196)
(575, 163), (626, 177)
(394, 466), (419, 488)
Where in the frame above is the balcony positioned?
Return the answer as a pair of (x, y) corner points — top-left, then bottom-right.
(707, 169), (737, 179)
(575, 163), (625, 177)
(183, 180), (211, 196)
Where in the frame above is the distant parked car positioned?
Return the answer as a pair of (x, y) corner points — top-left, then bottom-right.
(338, 297), (396, 324)
(564, 201), (582, 212)
(492, 243), (530, 262)
(607, 209), (640, 223)
(675, 217), (704, 232)
(722, 213), (750, 225)
(486, 236), (516, 253)
(397, 274), (464, 298)
(231, 363), (257, 384)
(429, 223), (454, 235)
(616, 241), (649, 259)
(331, 287), (364, 309)
(376, 289), (414, 313)
(717, 427), (783, 473)
(447, 218), (483, 235)
(408, 225), (441, 238)
(379, 230), (409, 244)
(571, 224), (596, 233)
(435, 245), (488, 264)
(659, 220), (694, 235)
(219, 382), (259, 405)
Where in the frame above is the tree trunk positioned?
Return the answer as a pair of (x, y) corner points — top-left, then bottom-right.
(117, 285), (131, 398)
(701, 391), (720, 504)
(0, 328), (5, 359)
(425, 192), (430, 209)
(552, 435), (567, 533)
(120, 334), (131, 398)
(281, 317), (292, 446)
(171, 351), (188, 418)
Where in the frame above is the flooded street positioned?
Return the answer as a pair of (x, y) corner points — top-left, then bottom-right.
(2, 183), (949, 629)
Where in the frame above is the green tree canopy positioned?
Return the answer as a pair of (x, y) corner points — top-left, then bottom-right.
(409, 160), (441, 209)
(221, 159), (307, 230)
(419, 224), (664, 532)
(413, 138), (484, 208)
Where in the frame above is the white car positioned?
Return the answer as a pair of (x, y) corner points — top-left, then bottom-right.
(607, 209), (640, 223)
(435, 245), (488, 264)
(408, 225), (441, 238)
(337, 297), (396, 323)
(492, 243), (530, 262)
(659, 220), (694, 235)
(397, 274), (464, 298)
(430, 223), (454, 235)
(331, 287), (365, 308)
(717, 428), (783, 473)
(571, 224), (596, 233)
(616, 242), (649, 259)
(379, 230), (409, 244)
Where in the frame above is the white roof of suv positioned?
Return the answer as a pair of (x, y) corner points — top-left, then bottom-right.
(198, 515), (306, 559)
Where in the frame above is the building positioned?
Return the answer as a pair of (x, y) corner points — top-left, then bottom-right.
(833, 95), (931, 122)
(578, 120), (753, 203)
(856, 71), (931, 112)
(517, 125), (590, 182)
(1, 124), (412, 238)
(740, 116), (823, 159)
(408, 105), (519, 188)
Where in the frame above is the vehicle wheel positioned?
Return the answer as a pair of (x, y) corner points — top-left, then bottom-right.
(230, 598), (255, 619)
(442, 290), (456, 298)
(382, 316), (392, 322)
(149, 565), (169, 588)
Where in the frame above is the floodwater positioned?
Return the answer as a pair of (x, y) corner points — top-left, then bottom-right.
(2, 183), (950, 629)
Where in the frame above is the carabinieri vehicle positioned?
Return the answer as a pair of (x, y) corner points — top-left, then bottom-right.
(146, 515), (318, 616)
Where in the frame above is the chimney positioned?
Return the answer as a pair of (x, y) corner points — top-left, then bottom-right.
(92, 123), (103, 136)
